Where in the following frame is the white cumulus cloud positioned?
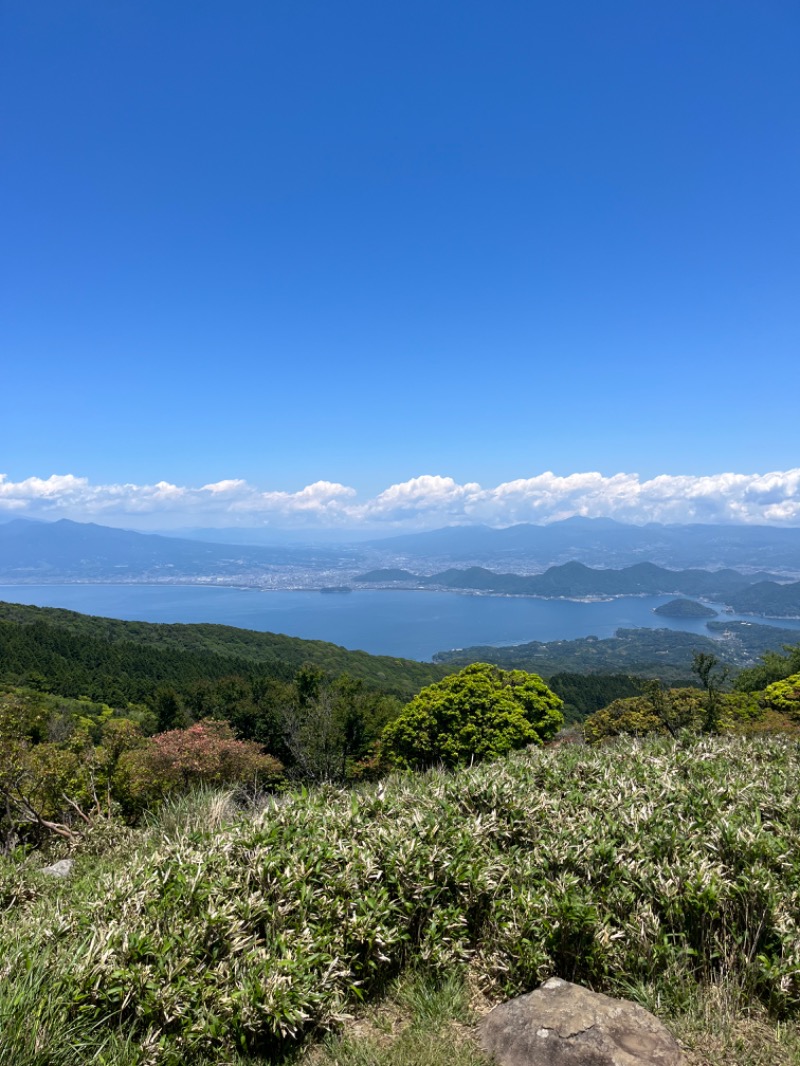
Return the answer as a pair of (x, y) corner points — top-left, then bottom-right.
(1, 468), (799, 529)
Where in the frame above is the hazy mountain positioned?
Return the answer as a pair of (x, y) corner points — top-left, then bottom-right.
(4, 516), (800, 587)
(729, 580), (800, 617)
(367, 519), (800, 572)
(161, 526), (377, 547)
(0, 518), (349, 580)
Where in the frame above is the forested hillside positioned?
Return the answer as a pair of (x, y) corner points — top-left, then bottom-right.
(436, 620), (800, 678)
(0, 600), (445, 703)
(357, 560), (780, 599)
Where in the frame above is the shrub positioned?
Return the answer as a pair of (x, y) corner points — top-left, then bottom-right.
(763, 673), (800, 720)
(55, 736), (800, 1062)
(381, 662), (563, 770)
(584, 687), (764, 743)
(117, 719), (283, 807)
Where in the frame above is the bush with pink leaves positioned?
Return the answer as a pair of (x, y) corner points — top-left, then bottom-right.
(118, 719), (283, 805)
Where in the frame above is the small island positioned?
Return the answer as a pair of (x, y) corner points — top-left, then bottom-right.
(654, 598), (718, 619)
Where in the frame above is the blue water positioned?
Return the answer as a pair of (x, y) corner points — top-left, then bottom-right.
(2, 584), (799, 661)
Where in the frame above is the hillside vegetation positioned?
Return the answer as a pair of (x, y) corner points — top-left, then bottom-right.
(0, 600), (446, 702)
(435, 620), (800, 678)
(2, 604), (800, 1063)
(356, 560), (783, 600)
(0, 605), (447, 848)
(3, 736), (800, 1064)
(654, 598), (717, 618)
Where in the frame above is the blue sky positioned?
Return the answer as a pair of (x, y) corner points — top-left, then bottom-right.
(2, 1), (799, 529)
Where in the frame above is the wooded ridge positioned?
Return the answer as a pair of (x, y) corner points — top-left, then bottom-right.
(356, 561), (800, 615)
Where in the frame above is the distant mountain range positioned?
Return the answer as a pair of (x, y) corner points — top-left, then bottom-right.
(366, 517), (800, 572)
(2, 517), (800, 600)
(354, 561), (800, 617)
(0, 518), (346, 580)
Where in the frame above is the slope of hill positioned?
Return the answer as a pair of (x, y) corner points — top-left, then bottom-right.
(0, 518), (346, 580)
(3, 737), (799, 1064)
(434, 620), (800, 679)
(729, 579), (800, 617)
(0, 601), (446, 702)
(653, 598), (717, 618)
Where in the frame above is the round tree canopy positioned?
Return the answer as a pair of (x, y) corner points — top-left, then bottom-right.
(763, 672), (800, 720)
(381, 662), (563, 770)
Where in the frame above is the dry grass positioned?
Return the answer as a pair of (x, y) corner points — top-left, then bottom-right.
(298, 970), (800, 1066)
(671, 983), (800, 1066)
(297, 972), (493, 1066)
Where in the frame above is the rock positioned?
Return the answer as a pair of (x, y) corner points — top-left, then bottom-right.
(479, 978), (686, 1066)
(40, 858), (74, 878)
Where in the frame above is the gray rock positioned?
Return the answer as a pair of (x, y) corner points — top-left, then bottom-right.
(479, 978), (686, 1066)
(40, 858), (74, 878)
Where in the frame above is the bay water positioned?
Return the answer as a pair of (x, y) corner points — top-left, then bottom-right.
(1, 584), (798, 661)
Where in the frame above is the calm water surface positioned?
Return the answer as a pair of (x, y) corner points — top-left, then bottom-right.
(2, 584), (799, 661)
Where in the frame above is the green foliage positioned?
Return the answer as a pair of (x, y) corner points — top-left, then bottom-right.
(381, 663), (563, 770)
(585, 692), (683, 743)
(0, 601), (447, 703)
(692, 651), (729, 734)
(546, 672), (645, 723)
(736, 644), (800, 693)
(762, 673), (800, 720)
(278, 675), (400, 783)
(0, 684), (287, 846)
(0, 687), (150, 849)
(583, 687), (764, 743)
(0, 605), (451, 799)
(3, 736), (799, 1063)
(0, 665), (404, 848)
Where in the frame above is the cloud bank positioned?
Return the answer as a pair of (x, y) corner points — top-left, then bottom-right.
(1, 469), (800, 530)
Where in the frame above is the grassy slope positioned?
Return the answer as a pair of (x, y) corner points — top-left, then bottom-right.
(2, 735), (800, 1064)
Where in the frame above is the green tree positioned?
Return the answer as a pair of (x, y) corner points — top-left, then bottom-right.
(692, 652), (728, 734)
(735, 643), (800, 692)
(278, 675), (398, 783)
(153, 686), (189, 732)
(583, 687), (708, 743)
(643, 678), (678, 738)
(381, 662), (563, 770)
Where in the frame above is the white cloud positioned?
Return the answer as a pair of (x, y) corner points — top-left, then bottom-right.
(365, 476), (482, 519)
(0, 473), (90, 500)
(201, 479), (248, 494)
(1, 469), (799, 529)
